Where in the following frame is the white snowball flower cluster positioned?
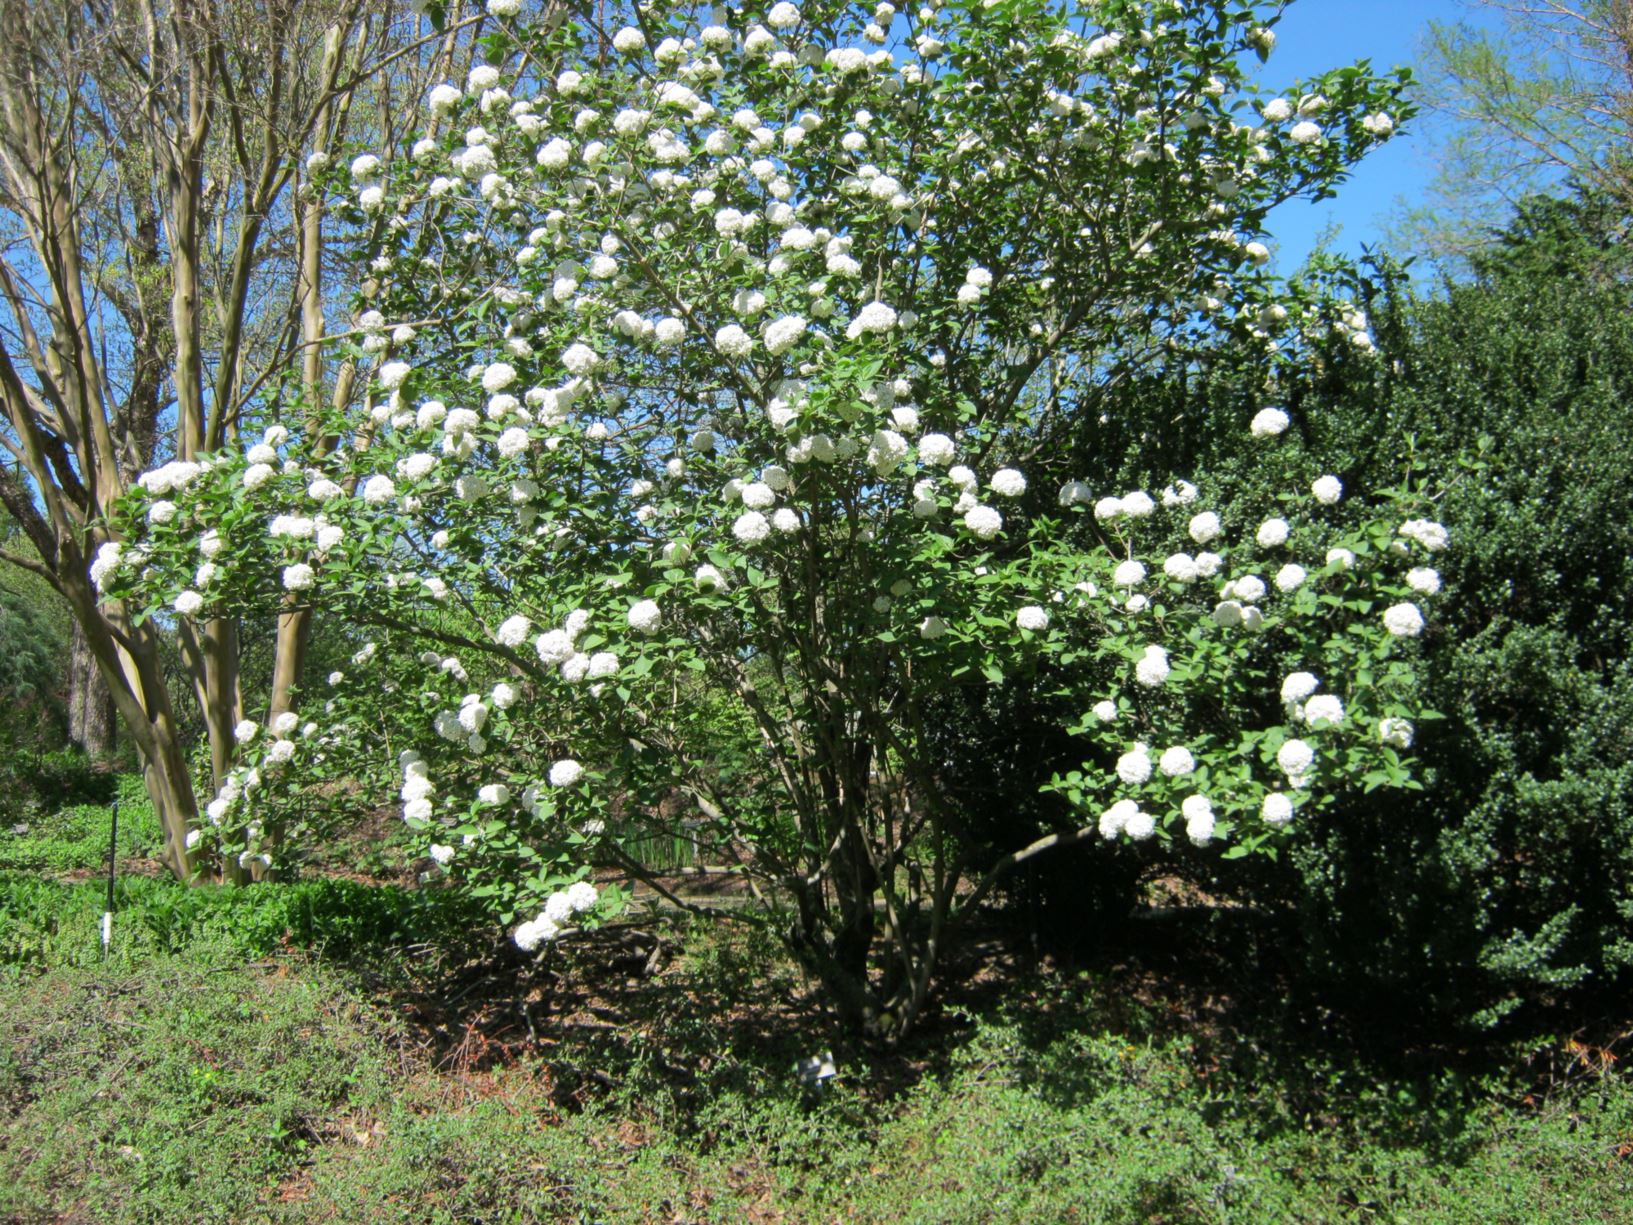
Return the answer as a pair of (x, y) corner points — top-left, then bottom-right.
(715, 324), (754, 357)
(1182, 795), (1216, 845)
(845, 300), (897, 339)
(1016, 605), (1049, 632)
(1099, 799), (1155, 842)
(1262, 792), (1295, 827)
(1398, 519), (1450, 552)
(1378, 717), (1415, 749)
(990, 468), (1027, 498)
(514, 880), (599, 950)
(1256, 518), (1290, 548)
(1250, 405), (1291, 438)
(1158, 746), (1196, 777)
(1406, 567), (1441, 596)
(1277, 738), (1314, 787)
(628, 598), (663, 635)
(1134, 645), (1170, 687)
(963, 505), (1003, 539)
(1382, 602), (1425, 637)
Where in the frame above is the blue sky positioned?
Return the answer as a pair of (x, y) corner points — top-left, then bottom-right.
(1253, 0), (1497, 269)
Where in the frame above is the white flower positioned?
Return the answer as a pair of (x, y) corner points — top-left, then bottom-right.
(1121, 491), (1155, 518)
(1163, 553), (1199, 583)
(655, 317), (686, 346)
(1303, 694), (1344, 726)
(234, 719), (259, 743)
(379, 361), (411, 391)
(535, 629), (574, 664)
(715, 324), (754, 357)
(491, 682), (517, 710)
(362, 474), (397, 505)
(1162, 481), (1199, 507)
(1134, 645), (1170, 688)
(1184, 797), (1216, 846)
(349, 153), (381, 179)
(514, 914), (560, 951)
(1227, 575), (1267, 603)
(919, 615), (948, 640)
(1256, 517), (1290, 548)
(741, 481), (776, 510)
(1099, 799), (1137, 840)
(1383, 602), (1425, 637)
(1262, 98), (1293, 122)
(919, 434), (955, 466)
(628, 599), (663, 635)
(1326, 547), (1356, 570)
(1362, 111), (1395, 136)
(549, 758), (584, 786)
(1250, 407), (1290, 437)
(496, 427), (531, 458)
(1189, 511), (1221, 544)
(1281, 672), (1319, 704)
(282, 563), (315, 591)
(763, 314), (807, 355)
(496, 615), (531, 647)
(564, 880), (599, 912)
(1277, 738), (1314, 779)
(695, 564), (727, 592)
(964, 505), (1002, 539)
(1058, 480), (1092, 506)
(612, 25), (645, 52)
(562, 343), (601, 375)
(1406, 567), (1442, 595)
(1312, 475), (1343, 505)
(1398, 519), (1450, 552)
(1117, 746), (1153, 785)
(990, 468), (1027, 498)
(772, 508), (800, 533)
(867, 429), (909, 475)
(1262, 792), (1295, 827)
(846, 300), (898, 338)
(173, 590), (203, 616)
(1378, 717), (1415, 749)
(1159, 746), (1196, 777)
(733, 511), (771, 544)
(1275, 564), (1307, 593)
(587, 651), (619, 680)
(481, 362), (517, 393)
(148, 500), (177, 525)
(1016, 605), (1049, 632)
(1288, 120), (1322, 144)
(767, 1), (801, 28)
(429, 843), (456, 866)
(1113, 560), (1146, 588)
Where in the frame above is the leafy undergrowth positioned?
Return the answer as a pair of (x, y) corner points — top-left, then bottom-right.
(1, 875), (1630, 1223)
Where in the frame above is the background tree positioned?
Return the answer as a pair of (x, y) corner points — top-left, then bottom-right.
(0, 0), (501, 879)
(1402, 0), (1633, 264)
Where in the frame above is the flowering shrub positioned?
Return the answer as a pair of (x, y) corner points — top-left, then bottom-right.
(102, 0), (1430, 1037)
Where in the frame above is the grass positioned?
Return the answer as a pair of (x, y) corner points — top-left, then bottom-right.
(1, 792), (1630, 1221)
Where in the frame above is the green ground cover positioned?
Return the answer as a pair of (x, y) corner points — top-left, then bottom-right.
(1, 796), (1628, 1223)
